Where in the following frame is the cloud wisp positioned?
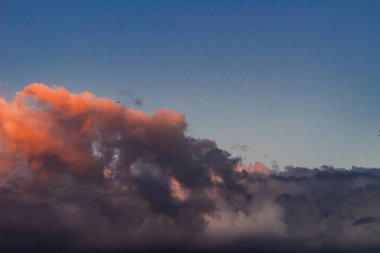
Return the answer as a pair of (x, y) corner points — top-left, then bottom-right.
(0, 84), (379, 253)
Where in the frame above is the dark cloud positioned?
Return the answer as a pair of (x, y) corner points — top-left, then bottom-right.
(0, 84), (379, 253)
(352, 217), (377, 226)
(121, 88), (144, 107)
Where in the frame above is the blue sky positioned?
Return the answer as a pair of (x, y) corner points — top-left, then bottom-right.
(1, 0), (379, 168)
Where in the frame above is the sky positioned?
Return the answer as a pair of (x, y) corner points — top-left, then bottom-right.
(1, 0), (380, 168)
(2, 2), (380, 252)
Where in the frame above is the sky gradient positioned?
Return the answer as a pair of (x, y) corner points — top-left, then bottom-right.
(1, 0), (380, 168)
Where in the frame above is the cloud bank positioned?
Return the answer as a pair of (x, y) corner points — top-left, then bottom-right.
(0, 84), (379, 253)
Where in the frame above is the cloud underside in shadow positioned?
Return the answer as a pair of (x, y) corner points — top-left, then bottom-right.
(0, 84), (379, 253)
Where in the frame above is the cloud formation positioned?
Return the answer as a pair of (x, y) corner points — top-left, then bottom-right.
(0, 84), (379, 253)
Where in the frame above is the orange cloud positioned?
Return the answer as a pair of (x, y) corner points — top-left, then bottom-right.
(170, 177), (190, 202)
(0, 83), (186, 177)
(234, 161), (271, 175)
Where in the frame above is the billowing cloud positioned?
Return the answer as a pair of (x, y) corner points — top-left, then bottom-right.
(0, 84), (379, 253)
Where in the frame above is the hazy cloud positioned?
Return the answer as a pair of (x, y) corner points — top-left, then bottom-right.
(0, 84), (379, 253)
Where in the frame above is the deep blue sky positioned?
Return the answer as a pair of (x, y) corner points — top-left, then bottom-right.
(1, 0), (379, 168)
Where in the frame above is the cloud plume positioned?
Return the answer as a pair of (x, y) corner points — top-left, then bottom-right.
(0, 84), (379, 253)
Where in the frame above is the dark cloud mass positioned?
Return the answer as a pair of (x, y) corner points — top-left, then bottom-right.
(0, 84), (379, 253)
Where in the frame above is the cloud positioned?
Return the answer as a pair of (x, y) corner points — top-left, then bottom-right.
(0, 84), (379, 253)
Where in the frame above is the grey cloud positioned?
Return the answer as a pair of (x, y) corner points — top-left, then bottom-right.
(1, 84), (380, 253)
